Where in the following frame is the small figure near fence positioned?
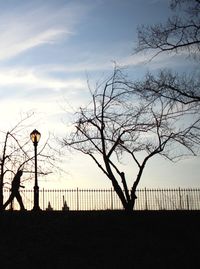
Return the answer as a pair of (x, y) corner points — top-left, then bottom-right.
(46, 201), (53, 211)
(3, 170), (26, 211)
(62, 195), (69, 211)
(62, 201), (69, 211)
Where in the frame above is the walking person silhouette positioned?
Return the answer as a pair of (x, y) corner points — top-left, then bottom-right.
(3, 170), (26, 211)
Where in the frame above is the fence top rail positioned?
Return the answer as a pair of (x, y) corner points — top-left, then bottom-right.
(3, 188), (200, 192)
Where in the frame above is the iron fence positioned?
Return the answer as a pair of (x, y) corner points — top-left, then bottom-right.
(3, 188), (200, 211)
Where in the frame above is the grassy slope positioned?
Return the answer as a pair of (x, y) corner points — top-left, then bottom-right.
(0, 211), (199, 268)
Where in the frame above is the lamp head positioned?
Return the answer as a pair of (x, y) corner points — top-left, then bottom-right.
(30, 129), (41, 145)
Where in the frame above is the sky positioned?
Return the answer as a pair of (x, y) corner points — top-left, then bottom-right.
(0, 0), (199, 190)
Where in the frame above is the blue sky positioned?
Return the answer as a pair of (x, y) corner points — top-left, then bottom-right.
(0, 0), (199, 189)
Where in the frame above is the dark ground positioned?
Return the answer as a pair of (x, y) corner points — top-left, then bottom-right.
(0, 210), (199, 269)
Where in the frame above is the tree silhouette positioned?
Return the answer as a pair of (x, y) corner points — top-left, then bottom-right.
(134, 0), (200, 105)
(63, 68), (200, 211)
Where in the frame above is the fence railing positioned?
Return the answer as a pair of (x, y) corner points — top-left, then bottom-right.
(3, 188), (200, 211)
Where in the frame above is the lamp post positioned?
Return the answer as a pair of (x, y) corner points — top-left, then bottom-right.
(30, 129), (41, 211)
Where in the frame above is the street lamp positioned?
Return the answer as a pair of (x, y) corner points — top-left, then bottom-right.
(30, 129), (41, 211)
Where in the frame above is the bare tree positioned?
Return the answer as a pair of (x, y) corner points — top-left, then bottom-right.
(135, 0), (200, 105)
(0, 112), (60, 210)
(136, 0), (200, 58)
(63, 69), (200, 211)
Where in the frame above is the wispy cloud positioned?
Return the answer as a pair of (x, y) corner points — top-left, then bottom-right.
(115, 50), (193, 71)
(0, 29), (68, 61)
(0, 1), (90, 61)
(0, 67), (83, 87)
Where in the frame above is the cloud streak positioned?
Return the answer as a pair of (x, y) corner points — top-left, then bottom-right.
(0, 29), (68, 61)
(0, 67), (86, 99)
(0, 1), (90, 61)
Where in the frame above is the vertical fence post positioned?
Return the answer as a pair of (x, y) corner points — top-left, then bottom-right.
(43, 188), (45, 210)
(111, 188), (113, 210)
(186, 194), (189, 210)
(179, 187), (182, 210)
(77, 187), (79, 211)
(145, 188), (148, 210)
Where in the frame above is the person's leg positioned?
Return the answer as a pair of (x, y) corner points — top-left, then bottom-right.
(3, 193), (15, 210)
(15, 192), (25, 210)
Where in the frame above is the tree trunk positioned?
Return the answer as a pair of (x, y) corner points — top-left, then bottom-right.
(124, 199), (136, 212)
(0, 182), (3, 210)
(123, 190), (137, 212)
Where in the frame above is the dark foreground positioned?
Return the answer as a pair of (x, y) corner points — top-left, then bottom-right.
(0, 210), (199, 268)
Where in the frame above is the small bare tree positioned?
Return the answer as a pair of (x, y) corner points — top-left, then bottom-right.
(0, 112), (60, 210)
(63, 69), (200, 211)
